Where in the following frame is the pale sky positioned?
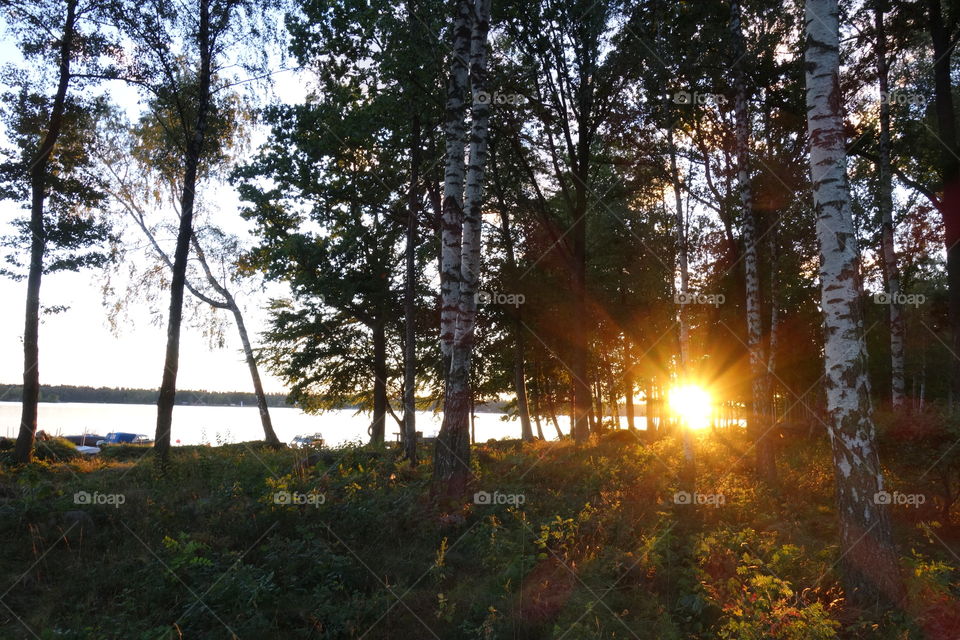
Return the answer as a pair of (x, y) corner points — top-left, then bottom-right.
(0, 19), (309, 395)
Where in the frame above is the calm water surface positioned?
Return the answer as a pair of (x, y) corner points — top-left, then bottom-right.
(0, 402), (565, 446)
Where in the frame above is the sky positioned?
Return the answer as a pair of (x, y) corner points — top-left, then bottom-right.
(0, 18), (309, 395)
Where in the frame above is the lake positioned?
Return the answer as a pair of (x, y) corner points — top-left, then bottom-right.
(0, 401), (573, 446)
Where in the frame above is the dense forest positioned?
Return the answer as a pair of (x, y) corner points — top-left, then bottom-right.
(2, 0), (960, 637)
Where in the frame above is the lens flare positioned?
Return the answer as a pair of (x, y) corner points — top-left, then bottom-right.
(668, 384), (712, 430)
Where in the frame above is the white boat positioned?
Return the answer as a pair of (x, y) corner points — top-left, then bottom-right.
(290, 433), (324, 448)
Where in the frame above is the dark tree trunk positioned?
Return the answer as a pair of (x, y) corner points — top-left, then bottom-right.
(875, 0), (905, 407)
(499, 206), (533, 441)
(154, 0), (213, 469)
(606, 370), (619, 429)
(14, 0), (78, 464)
(570, 194), (591, 442)
(187, 235), (280, 447)
(928, 0), (960, 408)
(371, 320), (387, 445)
(228, 323), (281, 445)
(544, 376), (564, 439)
(625, 362), (636, 431)
(230, 298), (280, 447)
(667, 111), (696, 498)
(592, 379), (603, 434)
(403, 109), (422, 463)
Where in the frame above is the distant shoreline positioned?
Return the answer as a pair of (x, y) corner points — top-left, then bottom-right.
(0, 384), (513, 413)
(0, 384), (291, 408)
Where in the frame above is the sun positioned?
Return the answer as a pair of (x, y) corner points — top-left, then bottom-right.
(668, 384), (713, 430)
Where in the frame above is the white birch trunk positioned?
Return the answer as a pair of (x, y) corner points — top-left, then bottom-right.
(435, 0), (491, 496)
(439, 0), (472, 362)
(805, 0), (904, 607)
(731, 0), (776, 483)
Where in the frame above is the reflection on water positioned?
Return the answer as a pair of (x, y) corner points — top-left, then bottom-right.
(0, 402), (574, 447)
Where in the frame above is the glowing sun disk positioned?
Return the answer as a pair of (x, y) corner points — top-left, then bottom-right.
(668, 384), (712, 429)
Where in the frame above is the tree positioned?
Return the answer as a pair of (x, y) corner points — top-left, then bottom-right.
(730, 0), (777, 484)
(872, 0), (906, 408)
(109, 0), (273, 468)
(2, 0), (116, 463)
(92, 115), (281, 447)
(924, 0), (960, 408)
(237, 0), (446, 446)
(434, 0), (492, 496)
(804, 0), (905, 607)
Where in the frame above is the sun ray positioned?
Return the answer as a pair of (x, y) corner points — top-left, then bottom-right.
(668, 384), (712, 430)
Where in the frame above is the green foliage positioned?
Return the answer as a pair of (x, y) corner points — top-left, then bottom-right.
(1, 418), (957, 639)
(1, 436), (81, 464)
(0, 89), (116, 279)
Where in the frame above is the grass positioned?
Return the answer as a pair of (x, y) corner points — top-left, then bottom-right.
(0, 427), (958, 639)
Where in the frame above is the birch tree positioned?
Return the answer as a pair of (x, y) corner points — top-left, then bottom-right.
(804, 0), (904, 607)
(873, 0), (905, 408)
(730, 0), (777, 483)
(434, 0), (492, 496)
(439, 0), (473, 370)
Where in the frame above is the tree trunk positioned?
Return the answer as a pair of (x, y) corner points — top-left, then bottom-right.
(229, 297), (281, 447)
(570, 174), (591, 442)
(14, 0), (77, 464)
(625, 361), (636, 431)
(371, 320), (387, 445)
(403, 107), (422, 463)
(439, 0), (472, 371)
(804, 0), (905, 608)
(667, 115), (696, 497)
(928, 0), (960, 410)
(607, 369), (620, 429)
(592, 378), (604, 434)
(500, 206), (533, 441)
(435, 0), (491, 497)
(644, 381), (654, 437)
(154, 0), (213, 469)
(531, 361), (546, 439)
(875, 0), (905, 408)
(545, 376), (564, 439)
(731, 0), (777, 484)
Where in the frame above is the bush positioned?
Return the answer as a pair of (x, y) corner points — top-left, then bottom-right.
(98, 443), (153, 462)
(33, 436), (80, 462)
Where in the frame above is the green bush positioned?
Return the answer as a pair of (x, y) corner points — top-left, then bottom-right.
(98, 443), (154, 462)
(33, 436), (81, 462)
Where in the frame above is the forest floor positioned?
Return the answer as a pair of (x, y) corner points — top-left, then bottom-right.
(1, 422), (959, 639)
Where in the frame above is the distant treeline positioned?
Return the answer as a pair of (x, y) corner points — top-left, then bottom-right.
(0, 384), (290, 408)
